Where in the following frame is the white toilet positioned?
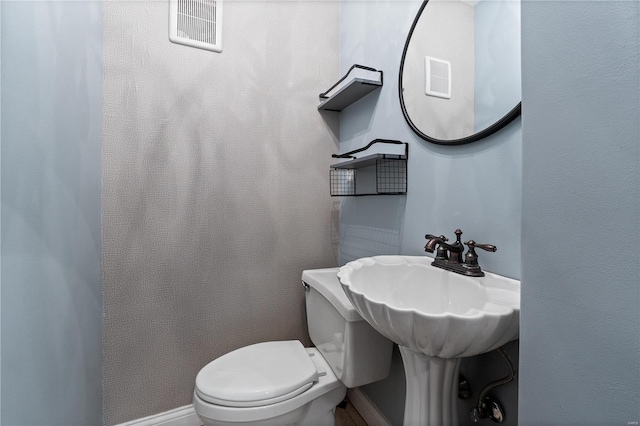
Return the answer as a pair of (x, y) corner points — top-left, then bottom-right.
(193, 267), (393, 425)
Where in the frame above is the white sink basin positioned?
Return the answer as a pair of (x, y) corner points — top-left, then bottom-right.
(338, 255), (520, 425)
(337, 255), (520, 358)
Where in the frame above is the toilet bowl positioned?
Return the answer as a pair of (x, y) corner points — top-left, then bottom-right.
(193, 268), (393, 425)
(194, 344), (345, 426)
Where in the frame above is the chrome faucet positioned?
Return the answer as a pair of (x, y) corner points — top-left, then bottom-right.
(424, 229), (496, 277)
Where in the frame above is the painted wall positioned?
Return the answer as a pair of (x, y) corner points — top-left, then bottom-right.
(519, 1), (640, 424)
(339, 1), (521, 424)
(0, 1), (104, 424)
(101, 1), (339, 423)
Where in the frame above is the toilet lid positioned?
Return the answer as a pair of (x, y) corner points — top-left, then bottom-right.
(195, 340), (320, 408)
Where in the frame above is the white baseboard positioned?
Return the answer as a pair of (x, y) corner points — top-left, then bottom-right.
(116, 390), (388, 426)
(116, 405), (201, 426)
(347, 388), (392, 426)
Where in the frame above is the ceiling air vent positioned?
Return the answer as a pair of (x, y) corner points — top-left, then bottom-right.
(425, 56), (451, 99)
(169, 0), (222, 52)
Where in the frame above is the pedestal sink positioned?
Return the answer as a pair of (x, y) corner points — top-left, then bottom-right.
(337, 256), (520, 426)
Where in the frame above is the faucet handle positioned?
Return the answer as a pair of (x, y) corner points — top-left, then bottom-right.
(463, 240), (497, 273)
(425, 234), (448, 242)
(465, 240), (497, 253)
(425, 234), (449, 259)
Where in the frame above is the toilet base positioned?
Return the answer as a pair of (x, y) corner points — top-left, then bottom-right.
(299, 386), (345, 426)
(196, 386), (345, 426)
(197, 402), (308, 426)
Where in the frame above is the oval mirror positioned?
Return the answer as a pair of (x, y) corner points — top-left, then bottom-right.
(399, 0), (521, 145)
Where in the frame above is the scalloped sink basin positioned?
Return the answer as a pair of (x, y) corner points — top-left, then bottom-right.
(338, 255), (521, 426)
(337, 255), (520, 358)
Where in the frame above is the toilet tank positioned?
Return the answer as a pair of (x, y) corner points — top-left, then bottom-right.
(302, 268), (392, 388)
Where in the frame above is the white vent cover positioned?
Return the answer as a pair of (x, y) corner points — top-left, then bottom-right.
(169, 0), (222, 52)
(425, 56), (451, 99)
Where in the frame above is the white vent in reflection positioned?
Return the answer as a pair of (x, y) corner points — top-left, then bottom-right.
(169, 0), (222, 52)
(425, 56), (451, 99)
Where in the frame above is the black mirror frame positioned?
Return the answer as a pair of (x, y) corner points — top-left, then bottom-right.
(398, 0), (522, 146)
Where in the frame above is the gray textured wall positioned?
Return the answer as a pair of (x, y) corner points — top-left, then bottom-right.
(339, 1), (521, 424)
(520, 1), (640, 424)
(101, 1), (339, 424)
(1, 1), (104, 424)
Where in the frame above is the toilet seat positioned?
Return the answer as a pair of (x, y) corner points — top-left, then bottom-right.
(195, 340), (320, 408)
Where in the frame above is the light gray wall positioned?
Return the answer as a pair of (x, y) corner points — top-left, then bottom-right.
(519, 1), (640, 424)
(101, 1), (339, 423)
(340, 0), (521, 278)
(340, 1), (521, 424)
(1, 1), (104, 424)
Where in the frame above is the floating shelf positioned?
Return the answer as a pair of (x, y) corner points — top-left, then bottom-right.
(330, 153), (405, 169)
(330, 139), (408, 197)
(318, 65), (383, 112)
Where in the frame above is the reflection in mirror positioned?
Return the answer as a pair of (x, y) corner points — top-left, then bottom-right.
(399, 0), (521, 145)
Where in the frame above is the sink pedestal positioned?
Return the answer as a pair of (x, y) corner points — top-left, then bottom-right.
(399, 346), (461, 426)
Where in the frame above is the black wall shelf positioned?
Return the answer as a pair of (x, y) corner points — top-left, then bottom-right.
(330, 153), (403, 169)
(330, 139), (408, 197)
(318, 65), (383, 112)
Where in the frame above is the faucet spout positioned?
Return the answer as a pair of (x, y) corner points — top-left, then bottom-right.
(439, 241), (464, 254)
(441, 229), (464, 263)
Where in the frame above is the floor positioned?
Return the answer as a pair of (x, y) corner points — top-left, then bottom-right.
(335, 400), (368, 426)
